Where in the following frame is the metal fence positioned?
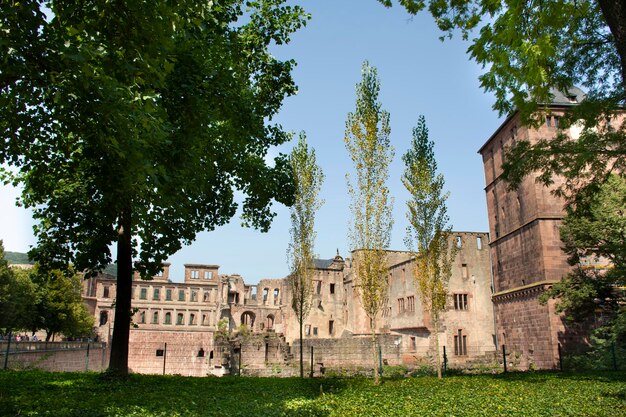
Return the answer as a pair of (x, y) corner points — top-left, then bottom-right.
(0, 341), (108, 372)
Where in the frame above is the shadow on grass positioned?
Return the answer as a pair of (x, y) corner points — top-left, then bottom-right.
(0, 370), (351, 417)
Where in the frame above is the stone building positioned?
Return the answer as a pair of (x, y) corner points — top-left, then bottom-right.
(478, 87), (604, 369)
(83, 231), (495, 375)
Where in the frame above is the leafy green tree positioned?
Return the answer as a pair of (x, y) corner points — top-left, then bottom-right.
(541, 174), (626, 340)
(0, 242), (37, 335)
(31, 266), (95, 341)
(287, 133), (324, 378)
(402, 116), (456, 379)
(1, 1), (307, 375)
(345, 62), (394, 385)
(380, 0), (626, 201)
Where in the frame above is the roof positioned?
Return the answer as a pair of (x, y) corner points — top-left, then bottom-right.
(313, 259), (334, 269)
(478, 86), (586, 154)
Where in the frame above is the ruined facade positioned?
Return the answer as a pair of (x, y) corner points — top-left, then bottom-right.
(83, 231), (495, 375)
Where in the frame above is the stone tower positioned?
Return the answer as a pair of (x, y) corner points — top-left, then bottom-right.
(478, 87), (586, 369)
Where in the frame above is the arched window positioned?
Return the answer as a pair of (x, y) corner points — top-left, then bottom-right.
(152, 312), (159, 324)
(165, 312), (172, 324)
(266, 314), (274, 330)
(241, 311), (255, 328)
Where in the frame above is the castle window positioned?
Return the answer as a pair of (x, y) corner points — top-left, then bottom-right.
(103, 286), (110, 298)
(397, 298), (405, 313)
(330, 283), (335, 294)
(546, 115), (552, 127)
(197, 348), (205, 357)
(191, 270), (199, 279)
(152, 312), (159, 324)
(139, 311), (146, 324)
(165, 289), (172, 301)
(273, 289), (279, 305)
(153, 288), (160, 301)
(176, 313), (184, 325)
(251, 287), (257, 300)
(99, 311), (108, 326)
(204, 271), (213, 280)
(456, 236), (462, 248)
(164, 312), (171, 325)
(140, 288), (147, 300)
(313, 327), (318, 336)
(156, 349), (164, 357)
(156, 270), (163, 277)
(202, 314), (208, 326)
(179, 290), (185, 301)
(462, 264), (469, 279)
(407, 296), (415, 312)
(316, 281), (322, 295)
(305, 325), (311, 336)
(191, 290), (198, 302)
(263, 288), (269, 303)
(476, 237), (483, 250)
(189, 314), (196, 325)
(203, 292), (210, 302)
(454, 329), (468, 356)
(329, 320), (334, 336)
(553, 116), (560, 128)
(454, 294), (468, 311)
(410, 336), (416, 351)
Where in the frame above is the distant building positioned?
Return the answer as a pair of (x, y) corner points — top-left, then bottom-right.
(84, 231), (495, 375)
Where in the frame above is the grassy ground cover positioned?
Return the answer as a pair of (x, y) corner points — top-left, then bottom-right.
(0, 370), (624, 417)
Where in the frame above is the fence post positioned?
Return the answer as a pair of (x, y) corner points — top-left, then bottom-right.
(163, 343), (167, 375)
(309, 345), (314, 378)
(443, 346), (447, 374)
(502, 345), (507, 373)
(557, 343), (563, 371)
(85, 343), (90, 372)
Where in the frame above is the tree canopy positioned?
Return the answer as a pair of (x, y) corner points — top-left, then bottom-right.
(0, 0), (308, 374)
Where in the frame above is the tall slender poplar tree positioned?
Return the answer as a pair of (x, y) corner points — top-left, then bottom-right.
(287, 133), (324, 378)
(402, 115), (456, 379)
(345, 62), (394, 385)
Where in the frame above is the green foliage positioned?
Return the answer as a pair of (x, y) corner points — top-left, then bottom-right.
(402, 116), (456, 379)
(0, 0), (308, 373)
(287, 133), (324, 377)
(0, 242), (37, 333)
(1, 370), (625, 416)
(380, 0), (624, 123)
(381, 0), (626, 209)
(344, 61), (394, 384)
(30, 265), (95, 340)
(215, 318), (230, 340)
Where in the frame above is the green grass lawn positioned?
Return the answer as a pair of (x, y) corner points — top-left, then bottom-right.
(0, 370), (624, 416)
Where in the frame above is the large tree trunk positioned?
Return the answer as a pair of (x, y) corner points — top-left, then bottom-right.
(597, 0), (626, 95)
(108, 206), (132, 376)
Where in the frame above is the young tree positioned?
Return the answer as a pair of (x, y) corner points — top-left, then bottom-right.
(0, 242), (37, 336)
(0, 1), (307, 375)
(402, 116), (456, 379)
(287, 133), (324, 378)
(345, 62), (394, 384)
(31, 267), (95, 341)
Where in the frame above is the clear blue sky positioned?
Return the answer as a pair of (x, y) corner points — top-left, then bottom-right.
(0, 1), (503, 283)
